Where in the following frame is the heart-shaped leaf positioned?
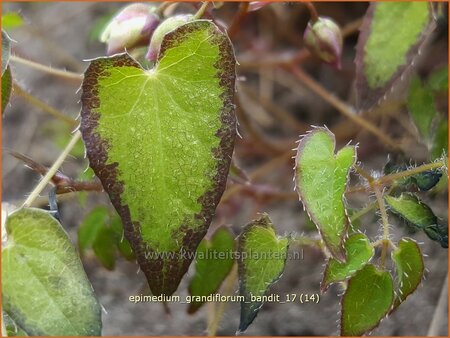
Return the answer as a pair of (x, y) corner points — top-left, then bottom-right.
(2, 208), (102, 336)
(80, 20), (236, 296)
(237, 214), (289, 333)
(391, 238), (424, 310)
(341, 264), (393, 336)
(187, 226), (235, 313)
(295, 127), (356, 261)
(321, 233), (373, 292)
(355, 2), (434, 111)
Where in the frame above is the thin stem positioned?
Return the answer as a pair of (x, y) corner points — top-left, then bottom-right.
(287, 65), (403, 152)
(305, 2), (319, 23)
(207, 264), (238, 336)
(228, 2), (250, 39)
(193, 1), (210, 19)
(349, 201), (377, 223)
(354, 165), (373, 182)
(220, 150), (293, 204)
(12, 83), (77, 127)
(373, 186), (390, 269)
(291, 235), (322, 249)
(22, 131), (82, 208)
(155, 1), (174, 17)
(10, 55), (83, 83)
(376, 160), (445, 185)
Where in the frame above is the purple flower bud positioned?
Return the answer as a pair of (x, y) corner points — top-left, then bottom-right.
(303, 17), (343, 69)
(146, 14), (193, 62)
(100, 3), (160, 55)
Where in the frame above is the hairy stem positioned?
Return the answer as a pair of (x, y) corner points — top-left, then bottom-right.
(12, 83), (77, 127)
(10, 55), (83, 83)
(373, 186), (390, 269)
(22, 131), (82, 208)
(376, 160), (445, 185)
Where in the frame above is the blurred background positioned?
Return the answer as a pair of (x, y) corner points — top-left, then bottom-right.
(2, 2), (448, 335)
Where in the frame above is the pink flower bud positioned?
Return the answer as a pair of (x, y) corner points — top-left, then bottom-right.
(100, 3), (160, 55)
(146, 14), (193, 62)
(303, 17), (343, 69)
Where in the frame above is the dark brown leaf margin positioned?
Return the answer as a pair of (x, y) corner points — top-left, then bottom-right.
(237, 214), (289, 333)
(355, 3), (435, 112)
(80, 20), (236, 296)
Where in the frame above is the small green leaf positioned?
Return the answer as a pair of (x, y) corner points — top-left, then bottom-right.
(295, 128), (356, 261)
(187, 226), (235, 314)
(341, 264), (394, 336)
(428, 66), (448, 93)
(431, 120), (448, 160)
(391, 238), (424, 309)
(92, 225), (116, 270)
(407, 76), (437, 141)
(78, 206), (109, 254)
(385, 193), (447, 247)
(385, 193), (437, 228)
(2, 208), (102, 336)
(2, 66), (12, 114)
(110, 214), (135, 260)
(355, 2), (433, 110)
(2, 13), (24, 30)
(238, 214), (289, 333)
(80, 20), (236, 296)
(2, 30), (11, 74)
(321, 233), (374, 292)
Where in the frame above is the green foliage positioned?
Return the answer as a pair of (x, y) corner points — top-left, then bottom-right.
(2, 13), (24, 30)
(391, 238), (424, 309)
(237, 214), (289, 333)
(321, 233), (373, 292)
(341, 264), (393, 336)
(385, 193), (437, 227)
(2, 66), (12, 113)
(80, 20), (236, 296)
(428, 66), (448, 93)
(295, 128), (356, 261)
(187, 226), (235, 314)
(2, 208), (102, 336)
(355, 2), (432, 110)
(385, 193), (448, 247)
(407, 76), (436, 142)
(78, 207), (135, 268)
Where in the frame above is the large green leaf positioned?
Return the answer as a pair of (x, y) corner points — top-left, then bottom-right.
(237, 214), (289, 333)
(341, 264), (393, 336)
(391, 238), (424, 310)
(355, 2), (433, 110)
(2, 208), (102, 336)
(295, 128), (356, 261)
(321, 233), (373, 292)
(80, 20), (236, 296)
(187, 226), (235, 313)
